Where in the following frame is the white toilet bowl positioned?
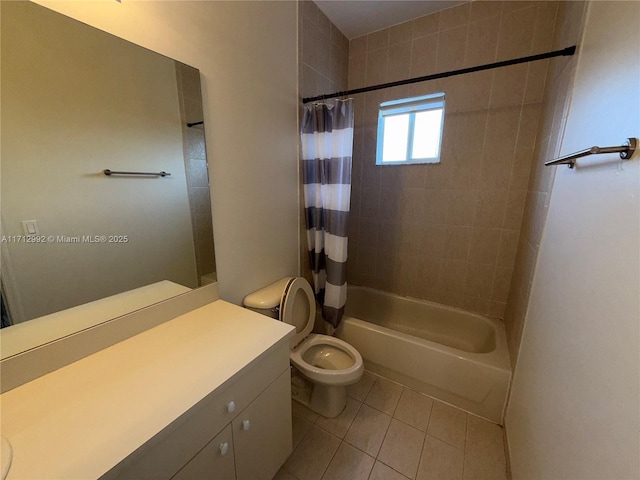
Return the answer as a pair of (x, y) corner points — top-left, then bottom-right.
(243, 277), (363, 418)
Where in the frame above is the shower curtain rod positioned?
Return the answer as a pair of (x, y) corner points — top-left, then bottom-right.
(302, 45), (577, 104)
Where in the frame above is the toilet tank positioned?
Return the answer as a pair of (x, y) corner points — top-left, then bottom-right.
(242, 278), (292, 320)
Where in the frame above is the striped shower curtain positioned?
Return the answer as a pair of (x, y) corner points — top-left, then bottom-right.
(301, 99), (354, 330)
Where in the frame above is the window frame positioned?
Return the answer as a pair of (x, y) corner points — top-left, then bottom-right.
(376, 92), (446, 166)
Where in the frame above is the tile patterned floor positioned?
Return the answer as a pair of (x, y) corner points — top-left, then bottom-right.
(274, 371), (508, 480)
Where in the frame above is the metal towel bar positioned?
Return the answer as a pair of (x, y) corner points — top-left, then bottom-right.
(545, 138), (637, 169)
(103, 169), (171, 177)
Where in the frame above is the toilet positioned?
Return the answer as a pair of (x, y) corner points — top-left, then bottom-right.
(243, 277), (363, 418)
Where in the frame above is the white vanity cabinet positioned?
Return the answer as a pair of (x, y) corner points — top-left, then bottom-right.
(172, 369), (291, 480)
(231, 370), (292, 480)
(103, 338), (293, 480)
(0, 301), (295, 480)
(172, 425), (235, 480)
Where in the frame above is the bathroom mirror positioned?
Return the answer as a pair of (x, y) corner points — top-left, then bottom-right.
(0, 2), (216, 358)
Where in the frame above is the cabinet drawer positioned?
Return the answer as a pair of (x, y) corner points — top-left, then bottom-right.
(171, 424), (235, 480)
(102, 341), (289, 480)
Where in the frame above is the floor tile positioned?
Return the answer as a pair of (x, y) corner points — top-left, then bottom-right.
(347, 371), (376, 401)
(344, 403), (392, 457)
(321, 442), (375, 480)
(426, 401), (467, 449)
(284, 425), (341, 480)
(378, 419), (425, 479)
(292, 414), (314, 450)
(274, 468), (300, 480)
(462, 452), (508, 480)
(465, 415), (505, 465)
(292, 400), (320, 423)
(364, 376), (403, 415)
(284, 372), (510, 480)
(416, 435), (464, 480)
(394, 388), (434, 432)
(315, 397), (362, 438)
(369, 461), (411, 480)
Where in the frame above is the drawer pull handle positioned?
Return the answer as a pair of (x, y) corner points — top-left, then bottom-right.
(219, 442), (229, 456)
(227, 401), (236, 413)
(241, 419), (250, 431)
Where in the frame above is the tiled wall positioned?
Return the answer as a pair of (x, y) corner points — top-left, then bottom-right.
(503, 1), (587, 368)
(176, 63), (216, 284)
(298, 0), (349, 285)
(346, 1), (560, 319)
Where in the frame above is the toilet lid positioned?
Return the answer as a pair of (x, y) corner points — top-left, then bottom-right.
(280, 277), (315, 348)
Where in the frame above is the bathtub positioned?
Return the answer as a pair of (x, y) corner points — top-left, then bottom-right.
(336, 286), (511, 424)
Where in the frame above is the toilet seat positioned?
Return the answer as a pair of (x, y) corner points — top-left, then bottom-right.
(280, 277), (316, 348)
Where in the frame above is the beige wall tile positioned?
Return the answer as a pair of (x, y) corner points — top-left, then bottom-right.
(437, 259), (468, 293)
(490, 63), (528, 108)
(503, 189), (527, 229)
(496, 229), (520, 269)
(470, 1), (503, 23)
(465, 262), (495, 299)
(484, 107), (521, 152)
(456, 71), (493, 112)
(410, 33), (439, 77)
(474, 189), (508, 228)
(436, 25), (468, 72)
(445, 189), (478, 225)
(390, 21), (414, 45)
(523, 60), (549, 105)
(443, 225), (473, 261)
(516, 103), (541, 152)
(368, 29), (390, 51)
(413, 13), (440, 38)
(496, 6), (536, 61)
(339, 0), (557, 327)
(464, 15), (500, 67)
(366, 47), (389, 85)
(491, 266), (513, 303)
(488, 301), (507, 319)
(388, 41), (412, 82)
(418, 224), (447, 257)
(350, 36), (367, 58)
(439, 3), (471, 31)
(468, 228), (502, 265)
(454, 111), (489, 151)
(447, 150), (482, 190)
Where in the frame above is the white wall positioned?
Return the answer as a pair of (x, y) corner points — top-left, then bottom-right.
(31, 0), (300, 305)
(506, 2), (640, 478)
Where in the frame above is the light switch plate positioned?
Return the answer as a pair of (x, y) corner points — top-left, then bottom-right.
(21, 220), (40, 236)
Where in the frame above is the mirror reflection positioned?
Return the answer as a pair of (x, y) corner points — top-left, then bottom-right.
(0, 2), (215, 344)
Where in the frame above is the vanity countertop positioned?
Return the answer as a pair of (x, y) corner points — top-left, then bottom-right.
(0, 300), (294, 480)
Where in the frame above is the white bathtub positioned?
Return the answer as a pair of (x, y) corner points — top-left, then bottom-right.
(336, 286), (511, 424)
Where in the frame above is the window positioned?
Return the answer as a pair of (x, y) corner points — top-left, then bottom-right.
(376, 93), (445, 165)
